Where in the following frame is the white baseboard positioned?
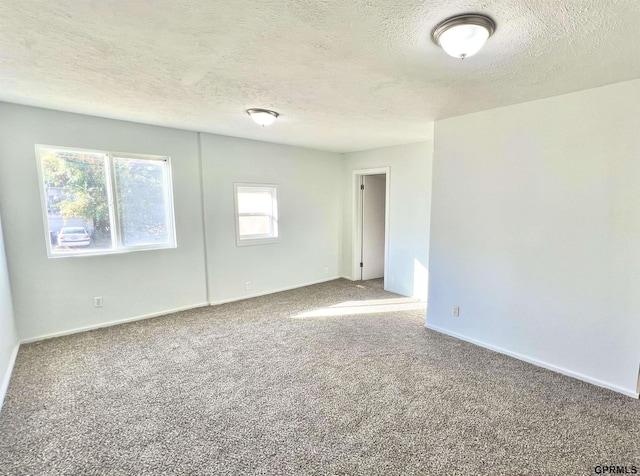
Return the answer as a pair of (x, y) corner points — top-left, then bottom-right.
(340, 275), (355, 281)
(21, 278), (347, 342)
(20, 303), (210, 344)
(210, 276), (342, 305)
(0, 343), (20, 414)
(425, 323), (639, 399)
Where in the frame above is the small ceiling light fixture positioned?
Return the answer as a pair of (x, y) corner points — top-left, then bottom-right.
(431, 13), (496, 59)
(247, 108), (279, 127)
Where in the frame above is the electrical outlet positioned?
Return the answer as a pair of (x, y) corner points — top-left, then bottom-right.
(453, 305), (460, 317)
(323, 266), (329, 275)
(94, 297), (103, 308)
(245, 281), (252, 290)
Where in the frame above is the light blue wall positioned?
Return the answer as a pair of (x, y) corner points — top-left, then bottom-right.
(0, 212), (18, 412)
(342, 140), (434, 300)
(200, 133), (343, 304)
(0, 103), (208, 340)
(0, 103), (345, 341)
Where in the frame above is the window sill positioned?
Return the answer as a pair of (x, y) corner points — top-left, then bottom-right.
(46, 243), (177, 259)
(236, 237), (280, 247)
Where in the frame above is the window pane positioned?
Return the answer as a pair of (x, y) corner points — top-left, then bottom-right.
(114, 157), (171, 247)
(237, 190), (273, 215)
(40, 148), (112, 254)
(239, 215), (272, 237)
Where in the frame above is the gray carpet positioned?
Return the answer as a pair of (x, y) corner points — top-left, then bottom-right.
(0, 278), (638, 475)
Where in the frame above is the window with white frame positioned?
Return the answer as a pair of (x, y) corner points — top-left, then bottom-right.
(234, 183), (279, 246)
(36, 145), (176, 257)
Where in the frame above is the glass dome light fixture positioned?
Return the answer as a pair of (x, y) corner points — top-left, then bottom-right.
(431, 14), (496, 59)
(247, 108), (279, 127)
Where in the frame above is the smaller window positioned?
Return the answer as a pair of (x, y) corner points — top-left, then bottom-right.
(234, 183), (279, 246)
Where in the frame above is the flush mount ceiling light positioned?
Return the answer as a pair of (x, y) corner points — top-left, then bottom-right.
(431, 14), (496, 59)
(247, 108), (279, 127)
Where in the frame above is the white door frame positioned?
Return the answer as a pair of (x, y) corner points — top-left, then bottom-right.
(352, 167), (390, 289)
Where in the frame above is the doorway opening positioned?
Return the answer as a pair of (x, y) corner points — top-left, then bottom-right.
(352, 167), (390, 289)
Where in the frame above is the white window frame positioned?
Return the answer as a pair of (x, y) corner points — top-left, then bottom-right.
(234, 183), (280, 246)
(35, 144), (177, 258)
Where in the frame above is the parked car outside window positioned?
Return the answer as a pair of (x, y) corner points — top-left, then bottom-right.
(57, 227), (91, 247)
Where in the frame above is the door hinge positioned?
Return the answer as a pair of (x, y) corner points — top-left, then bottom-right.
(360, 262), (363, 268)
(360, 184), (364, 190)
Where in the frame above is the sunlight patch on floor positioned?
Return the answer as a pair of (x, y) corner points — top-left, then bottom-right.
(290, 297), (426, 319)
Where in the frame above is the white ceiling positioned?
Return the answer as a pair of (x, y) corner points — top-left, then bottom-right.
(0, 1), (638, 153)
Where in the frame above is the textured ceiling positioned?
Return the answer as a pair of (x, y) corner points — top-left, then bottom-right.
(0, 1), (638, 152)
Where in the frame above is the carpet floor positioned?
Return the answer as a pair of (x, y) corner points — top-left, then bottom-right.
(0, 278), (638, 475)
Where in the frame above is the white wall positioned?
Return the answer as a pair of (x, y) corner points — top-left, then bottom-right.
(361, 175), (386, 280)
(200, 133), (342, 303)
(342, 139), (433, 299)
(0, 212), (19, 412)
(427, 79), (640, 397)
(0, 103), (208, 341)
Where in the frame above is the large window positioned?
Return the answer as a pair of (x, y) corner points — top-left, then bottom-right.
(37, 145), (176, 257)
(234, 183), (279, 246)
